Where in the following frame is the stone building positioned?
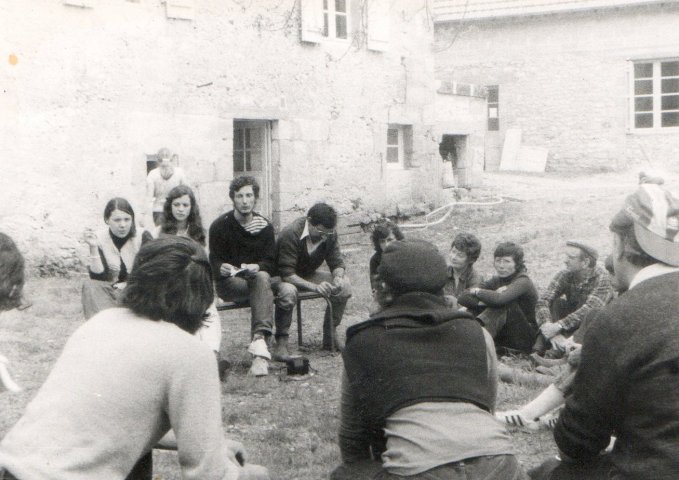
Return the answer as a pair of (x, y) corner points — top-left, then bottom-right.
(1, 0), (486, 270)
(434, 0), (679, 172)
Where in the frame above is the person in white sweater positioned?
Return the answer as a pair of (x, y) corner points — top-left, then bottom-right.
(0, 236), (269, 480)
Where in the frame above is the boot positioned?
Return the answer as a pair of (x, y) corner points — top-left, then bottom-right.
(272, 335), (291, 362)
(322, 304), (345, 352)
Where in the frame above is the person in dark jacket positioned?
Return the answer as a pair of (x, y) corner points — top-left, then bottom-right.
(444, 232), (483, 307)
(530, 181), (679, 480)
(458, 241), (538, 354)
(331, 240), (526, 480)
(274, 202), (351, 357)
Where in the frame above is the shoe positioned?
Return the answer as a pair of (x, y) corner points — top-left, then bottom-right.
(248, 356), (269, 377)
(247, 337), (272, 360)
(496, 410), (539, 431)
(530, 352), (567, 368)
(272, 335), (291, 362)
(539, 411), (560, 429)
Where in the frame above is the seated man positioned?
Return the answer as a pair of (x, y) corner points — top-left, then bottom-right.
(534, 240), (613, 355)
(331, 240), (525, 480)
(209, 176), (276, 376)
(274, 202), (351, 357)
(530, 182), (679, 480)
(444, 232), (483, 308)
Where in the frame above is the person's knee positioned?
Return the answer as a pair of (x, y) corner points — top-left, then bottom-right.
(276, 283), (297, 310)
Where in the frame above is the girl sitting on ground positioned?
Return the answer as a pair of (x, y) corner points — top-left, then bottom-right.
(458, 241), (539, 354)
(81, 197), (150, 320)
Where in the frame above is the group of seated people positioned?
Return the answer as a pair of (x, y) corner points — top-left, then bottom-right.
(0, 170), (678, 480)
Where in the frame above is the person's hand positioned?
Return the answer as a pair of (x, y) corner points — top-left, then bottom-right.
(243, 264), (260, 275)
(540, 321), (562, 340)
(315, 281), (334, 297)
(83, 229), (98, 248)
(497, 286), (508, 293)
(113, 282), (127, 290)
(238, 464), (270, 480)
(220, 263), (236, 278)
(551, 334), (573, 352)
(443, 295), (458, 309)
(332, 275), (346, 294)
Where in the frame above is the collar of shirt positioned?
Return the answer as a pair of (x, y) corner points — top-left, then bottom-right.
(629, 262), (679, 290)
(300, 220), (325, 252)
(300, 220), (310, 241)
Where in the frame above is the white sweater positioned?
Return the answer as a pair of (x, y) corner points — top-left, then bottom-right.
(0, 308), (241, 480)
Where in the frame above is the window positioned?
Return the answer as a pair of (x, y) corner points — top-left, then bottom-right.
(323, 0), (349, 40)
(487, 85), (499, 131)
(233, 127), (263, 173)
(386, 124), (413, 168)
(632, 59), (679, 130)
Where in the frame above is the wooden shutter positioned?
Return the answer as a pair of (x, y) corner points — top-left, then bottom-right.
(300, 0), (324, 43)
(367, 0), (390, 52)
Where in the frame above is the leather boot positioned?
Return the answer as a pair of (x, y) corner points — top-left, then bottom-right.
(272, 334), (291, 362)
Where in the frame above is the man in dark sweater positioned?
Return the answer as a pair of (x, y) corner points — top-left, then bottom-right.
(274, 202), (351, 358)
(331, 240), (524, 480)
(208, 176), (275, 376)
(530, 181), (679, 480)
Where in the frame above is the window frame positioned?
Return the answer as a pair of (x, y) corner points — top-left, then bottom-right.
(629, 58), (679, 133)
(487, 85), (499, 131)
(322, 0), (351, 42)
(385, 124), (414, 169)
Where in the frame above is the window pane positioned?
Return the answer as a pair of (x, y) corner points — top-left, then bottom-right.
(323, 13), (328, 36)
(661, 61), (679, 77)
(335, 14), (347, 39)
(487, 85), (498, 102)
(488, 107), (498, 118)
(488, 118), (499, 131)
(234, 154), (244, 172)
(335, 0), (346, 12)
(661, 95), (679, 111)
(635, 96), (653, 112)
(662, 78), (679, 94)
(234, 129), (243, 149)
(387, 128), (399, 145)
(245, 151), (252, 171)
(662, 112), (679, 127)
(635, 80), (653, 95)
(635, 113), (653, 128)
(245, 129), (251, 148)
(634, 63), (653, 78)
(386, 147), (399, 163)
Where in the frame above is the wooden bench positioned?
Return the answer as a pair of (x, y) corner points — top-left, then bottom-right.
(216, 291), (335, 351)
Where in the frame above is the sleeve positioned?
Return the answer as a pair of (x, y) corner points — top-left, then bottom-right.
(208, 220), (228, 280)
(535, 272), (566, 326)
(554, 312), (621, 461)
(88, 247), (111, 281)
(257, 225), (276, 274)
(559, 272), (613, 332)
(457, 276), (498, 308)
(475, 276), (532, 307)
(276, 230), (301, 279)
(167, 344), (242, 480)
(467, 269), (484, 289)
(338, 369), (373, 463)
(325, 236), (346, 272)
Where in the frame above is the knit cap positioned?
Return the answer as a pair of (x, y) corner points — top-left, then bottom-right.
(610, 183), (679, 266)
(377, 240), (448, 294)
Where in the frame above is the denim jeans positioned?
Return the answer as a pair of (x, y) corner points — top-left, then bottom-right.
(274, 271), (351, 344)
(331, 455), (527, 480)
(216, 271), (274, 337)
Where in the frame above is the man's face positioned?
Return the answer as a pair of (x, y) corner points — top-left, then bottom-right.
(308, 221), (335, 242)
(449, 247), (470, 271)
(564, 246), (589, 272)
(232, 185), (256, 215)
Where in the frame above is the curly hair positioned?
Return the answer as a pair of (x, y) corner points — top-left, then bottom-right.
(371, 222), (404, 254)
(494, 241), (526, 273)
(307, 203), (337, 229)
(161, 185), (206, 246)
(451, 232), (482, 264)
(229, 176), (260, 200)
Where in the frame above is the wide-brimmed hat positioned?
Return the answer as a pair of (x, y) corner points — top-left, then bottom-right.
(610, 183), (679, 266)
(378, 240), (448, 294)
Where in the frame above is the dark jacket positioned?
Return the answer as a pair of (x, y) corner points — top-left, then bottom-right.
(555, 271), (679, 479)
(444, 265), (483, 299)
(276, 217), (345, 278)
(208, 211), (275, 278)
(343, 293), (492, 436)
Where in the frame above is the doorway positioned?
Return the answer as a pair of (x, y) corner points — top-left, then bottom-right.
(233, 120), (273, 219)
(439, 135), (468, 187)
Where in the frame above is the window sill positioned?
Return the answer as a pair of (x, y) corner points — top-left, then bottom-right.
(626, 127), (679, 136)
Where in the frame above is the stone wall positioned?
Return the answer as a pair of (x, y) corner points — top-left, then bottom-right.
(434, 3), (679, 172)
(0, 0), (485, 271)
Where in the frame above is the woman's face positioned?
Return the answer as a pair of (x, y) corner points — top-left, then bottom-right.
(171, 195), (192, 223)
(378, 232), (396, 252)
(494, 255), (517, 278)
(449, 247), (470, 271)
(106, 209), (133, 238)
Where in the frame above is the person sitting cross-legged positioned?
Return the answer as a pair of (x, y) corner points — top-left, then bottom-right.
(274, 202), (352, 357)
(330, 240), (526, 480)
(533, 241), (613, 357)
(209, 176), (276, 377)
(445, 232), (483, 309)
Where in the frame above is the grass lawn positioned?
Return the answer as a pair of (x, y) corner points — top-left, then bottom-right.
(0, 170), (670, 479)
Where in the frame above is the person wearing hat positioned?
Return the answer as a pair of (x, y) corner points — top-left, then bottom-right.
(529, 182), (679, 480)
(331, 240), (525, 480)
(533, 240), (614, 357)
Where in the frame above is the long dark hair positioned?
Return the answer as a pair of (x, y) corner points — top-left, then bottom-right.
(103, 197), (137, 237)
(161, 185), (206, 246)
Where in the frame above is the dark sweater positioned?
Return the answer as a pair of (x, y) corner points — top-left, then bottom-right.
(343, 293), (491, 435)
(208, 211), (275, 278)
(555, 270), (679, 479)
(276, 217), (345, 278)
